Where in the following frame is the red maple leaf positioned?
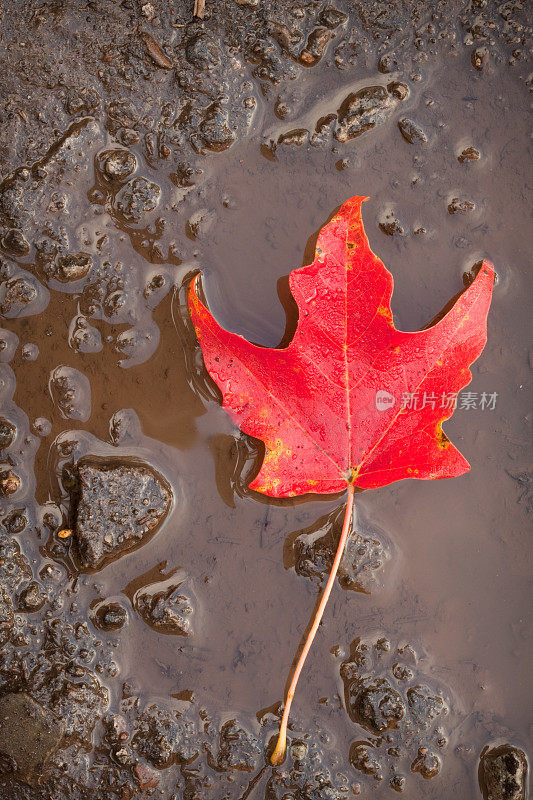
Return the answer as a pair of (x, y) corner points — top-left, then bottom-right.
(188, 195), (494, 764)
(189, 196), (494, 498)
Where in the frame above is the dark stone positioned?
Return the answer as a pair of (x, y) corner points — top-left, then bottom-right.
(398, 117), (428, 144)
(2, 509), (27, 533)
(215, 719), (260, 772)
(480, 744), (527, 800)
(54, 252), (92, 283)
(0, 693), (65, 786)
(379, 215), (405, 236)
(0, 417), (16, 449)
(348, 678), (406, 732)
(74, 459), (172, 569)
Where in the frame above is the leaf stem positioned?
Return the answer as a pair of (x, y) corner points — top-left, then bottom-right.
(270, 483), (356, 766)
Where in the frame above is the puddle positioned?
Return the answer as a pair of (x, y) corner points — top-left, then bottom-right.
(0, 1), (530, 797)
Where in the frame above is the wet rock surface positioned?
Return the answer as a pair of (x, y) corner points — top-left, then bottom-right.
(73, 459), (172, 569)
(349, 677), (406, 732)
(114, 177), (161, 222)
(134, 578), (194, 636)
(212, 719), (261, 772)
(335, 84), (402, 143)
(288, 506), (390, 594)
(131, 703), (197, 768)
(480, 745), (528, 800)
(49, 366), (91, 422)
(341, 636), (451, 790)
(0, 693), (65, 787)
(93, 601), (128, 631)
(398, 117), (428, 144)
(0, 419), (16, 450)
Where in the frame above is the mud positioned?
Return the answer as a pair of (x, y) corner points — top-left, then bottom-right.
(0, 0), (531, 798)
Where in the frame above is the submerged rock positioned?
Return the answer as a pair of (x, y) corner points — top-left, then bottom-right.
(0, 584), (14, 645)
(291, 506), (389, 594)
(341, 636), (452, 784)
(398, 117), (428, 144)
(99, 148), (137, 181)
(348, 677), (406, 732)
(1, 229), (30, 256)
(132, 704), (197, 767)
(94, 601), (128, 631)
(54, 252), (92, 283)
(411, 747), (441, 779)
(114, 176), (161, 221)
(214, 719), (260, 772)
(0, 417), (16, 449)
(0, 693), (65, 786)
(349, 742), (382, 778)
(49, 365), (91, 422)
(480, 744), (528, 800)
(18, 581), (46, 612)
(407, 685), (446, 726)
(458, 146), (480, 163)
(0, 276), (37, 317)
(134, 581), (193, 636)
(73, 459), (172, 569)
